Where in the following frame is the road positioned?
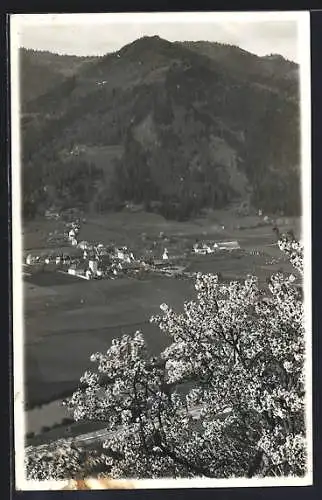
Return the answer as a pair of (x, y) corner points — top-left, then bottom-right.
(29, 405), (232, 452)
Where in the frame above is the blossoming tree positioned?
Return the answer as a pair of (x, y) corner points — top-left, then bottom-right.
(25, 233), (307, 480)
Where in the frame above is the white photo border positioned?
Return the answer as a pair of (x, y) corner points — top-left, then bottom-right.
(10, 10), (312, 490)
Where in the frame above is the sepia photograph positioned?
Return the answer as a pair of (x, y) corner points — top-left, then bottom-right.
(11, 11), (312, 490)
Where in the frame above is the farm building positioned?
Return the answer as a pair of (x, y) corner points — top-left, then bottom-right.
(193, 240), (241, 254)
(193, 242), (216, 255)
(217, 241), (240, 250)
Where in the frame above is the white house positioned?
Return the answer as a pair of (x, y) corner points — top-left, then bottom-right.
(193, 242), (215, 255)
(68, 228), (76, 239)
(162, 248), (169, 260)
(88, 260), (98, 275)
(26, 254), (33, 265)
(193, 244), (207, 255)
(71, 237), (78, 247)
(204, 244), (213, 254)
(117, 249), (125, 260)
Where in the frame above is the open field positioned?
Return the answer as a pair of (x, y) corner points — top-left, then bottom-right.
(22, 210), (300, 438)
(23, 209), (301, 252)
(24, 275), (195, 408)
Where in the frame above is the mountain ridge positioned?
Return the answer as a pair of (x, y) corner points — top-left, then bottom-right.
(20, 36), (301, 220)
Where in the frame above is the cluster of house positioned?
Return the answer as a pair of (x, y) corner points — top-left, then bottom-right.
(25, 253), (75, 266)
(66, 242), (185, 281)
(68, 259), (103, 280)
(62, 219), (194, 281)
(192, 240), (240, 255)
(24, 233), (180, 284)
(25, 211), (245, 284)
(68, 244), (140, 280)
(26, 217), (222, 282)
(64, 222), (106, 279)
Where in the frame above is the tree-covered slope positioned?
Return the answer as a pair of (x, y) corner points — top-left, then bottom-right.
(20, 37), (301, 219)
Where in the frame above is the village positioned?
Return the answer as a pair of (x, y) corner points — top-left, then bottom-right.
(23, 212), (244, 284)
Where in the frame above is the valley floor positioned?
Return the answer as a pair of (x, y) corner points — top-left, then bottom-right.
(21, 209), (300, 442)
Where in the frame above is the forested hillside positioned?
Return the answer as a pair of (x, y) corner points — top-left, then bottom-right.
(20, 37), (301, 220)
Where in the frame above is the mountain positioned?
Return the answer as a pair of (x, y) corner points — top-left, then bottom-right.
(20, 48), (99, 107)
(20, 36), (301, 220)
(179, 41), (298, 97)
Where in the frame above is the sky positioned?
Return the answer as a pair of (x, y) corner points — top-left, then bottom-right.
(12, 12), (302, 62)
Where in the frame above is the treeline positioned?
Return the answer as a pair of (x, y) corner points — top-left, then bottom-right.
(22, 158), (103, 219)
(22, 133), (301, 222)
